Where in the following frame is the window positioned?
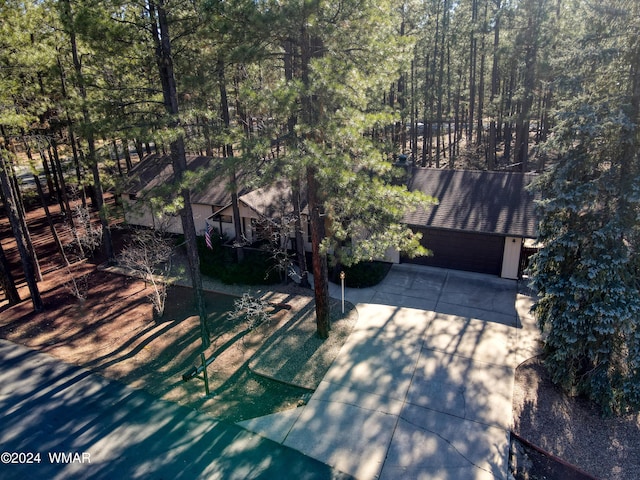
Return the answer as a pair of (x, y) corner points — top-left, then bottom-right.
(212, 205), (232, 223)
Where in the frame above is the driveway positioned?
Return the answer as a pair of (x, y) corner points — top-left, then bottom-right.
(240, 264), (538, 479)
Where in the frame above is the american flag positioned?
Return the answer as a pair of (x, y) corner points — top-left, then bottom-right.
(205, 223), (213, 250)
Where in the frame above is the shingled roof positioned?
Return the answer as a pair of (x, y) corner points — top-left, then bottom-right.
(125, 154), (248, 206)
(405, 168), (538, 238)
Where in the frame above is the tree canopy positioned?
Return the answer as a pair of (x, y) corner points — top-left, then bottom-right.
(2, 0), (640, 412)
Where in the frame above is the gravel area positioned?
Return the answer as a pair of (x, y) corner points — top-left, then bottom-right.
(512, 356), (640, 480)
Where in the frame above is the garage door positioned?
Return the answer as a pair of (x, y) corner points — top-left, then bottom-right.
(402, 228), (504, 275)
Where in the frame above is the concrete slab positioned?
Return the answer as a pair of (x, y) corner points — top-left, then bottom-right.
(283, 394), (399, 480)
(322, 332), (423, 400)
(423, 314), (518, 368)
(382, 268), (416, 289)
(408, 350), (514, 429)
(437, 271), (518, 323)
(237, 407), (305, 444)
(370, 292), (439, 311)
(380, 404), (509, 480)
(241, 264), (526, 480)
(435, 302), (518, 327)
(310, 381), (405, 416)
(347, 304), (434, 345)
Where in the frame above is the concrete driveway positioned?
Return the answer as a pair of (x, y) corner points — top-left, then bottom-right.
(240, 264), (538, 479)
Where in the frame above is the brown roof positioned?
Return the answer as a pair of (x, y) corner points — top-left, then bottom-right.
(405, 168), (538, 238)
(125, 154), (247, 206)
(239, 180), (292, 216)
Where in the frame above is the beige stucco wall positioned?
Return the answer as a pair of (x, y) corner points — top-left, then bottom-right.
(122, 196), (211, 236)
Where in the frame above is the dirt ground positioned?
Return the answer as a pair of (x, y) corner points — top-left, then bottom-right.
(512, 357), (640, 480)
(0, 198), (315, 422)
(0, 260), (316, 422)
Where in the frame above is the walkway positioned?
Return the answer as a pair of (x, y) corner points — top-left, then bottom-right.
(240, 264), (539, 479)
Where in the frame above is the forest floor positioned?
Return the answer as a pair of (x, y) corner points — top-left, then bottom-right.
(0, 259), (327, 422)
(511, 356), (640, 480)
(1, 198), (639, 478)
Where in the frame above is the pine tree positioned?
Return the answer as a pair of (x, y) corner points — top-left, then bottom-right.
(260, 0), (434, 337)
(529, 0), (640, 415)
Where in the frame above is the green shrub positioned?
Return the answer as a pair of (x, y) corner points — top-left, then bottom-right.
(196, 234), (279, 285)
(330, 260), (392, 288)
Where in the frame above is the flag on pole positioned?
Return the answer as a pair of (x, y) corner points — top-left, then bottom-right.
(205, 223), (213, 250)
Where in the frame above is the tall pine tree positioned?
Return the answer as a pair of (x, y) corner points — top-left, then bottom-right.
(529, 0), (640, 415)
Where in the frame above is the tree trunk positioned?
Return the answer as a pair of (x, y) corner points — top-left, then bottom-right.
(503, 71), (515, 163)
(8, 159), (42, 282)
(57, 55), (87, 208)
(515, 0), (541, 171)
(488, 1), (501, 170)
(467, 0), (478, 144)
(151, 0), (210, 354)
(34, 173), (69, 267)
(112, 140), (123, 176)
(23, 137), (69, 267)
(0, 152), (43, 312)
(292, 175), (310, 288)
(300, 21), (330, 338)
(135, 139), (144, 160)
(307, 166), (330, 338)
(123, 139), (133, 172)
(62, 0), (115, 263)
(0, 234), (20, 306)
(476, 1), (488, 147)
(218, 57), (245, 263)
(421, 53), (430, 167)
(40, 147), (65, 215)
(50, 140), (73, 217)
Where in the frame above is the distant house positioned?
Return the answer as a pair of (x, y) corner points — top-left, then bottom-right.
(403, 168), (538, 279)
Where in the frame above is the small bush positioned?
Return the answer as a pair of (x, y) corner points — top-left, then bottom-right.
(330, 260), (392, 288)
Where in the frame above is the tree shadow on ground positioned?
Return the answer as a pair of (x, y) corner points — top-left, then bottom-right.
(0, 339), (352, 480)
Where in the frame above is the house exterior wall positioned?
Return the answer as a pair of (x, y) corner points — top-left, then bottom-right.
(209, 203), (257, 243)
(122, 195), (210, 236)
(500, 236), (522, 279)
(208, 203), (313, 252)
(383, 247), (400, 264)
(191, 204), (213, 235)
(122, 196), (156, 229)
(122, 196), (182, 233)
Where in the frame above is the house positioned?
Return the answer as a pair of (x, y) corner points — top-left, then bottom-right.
(208, 179), (311, 252)
(124, 155), (538, 279)
(122, 154), (250, 236)
(402, 168), (538, 279)
(122, 155), (308, 250)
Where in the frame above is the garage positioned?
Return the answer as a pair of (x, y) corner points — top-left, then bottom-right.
(402, 168), (538, 278)
(402, 228), (504, 276)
